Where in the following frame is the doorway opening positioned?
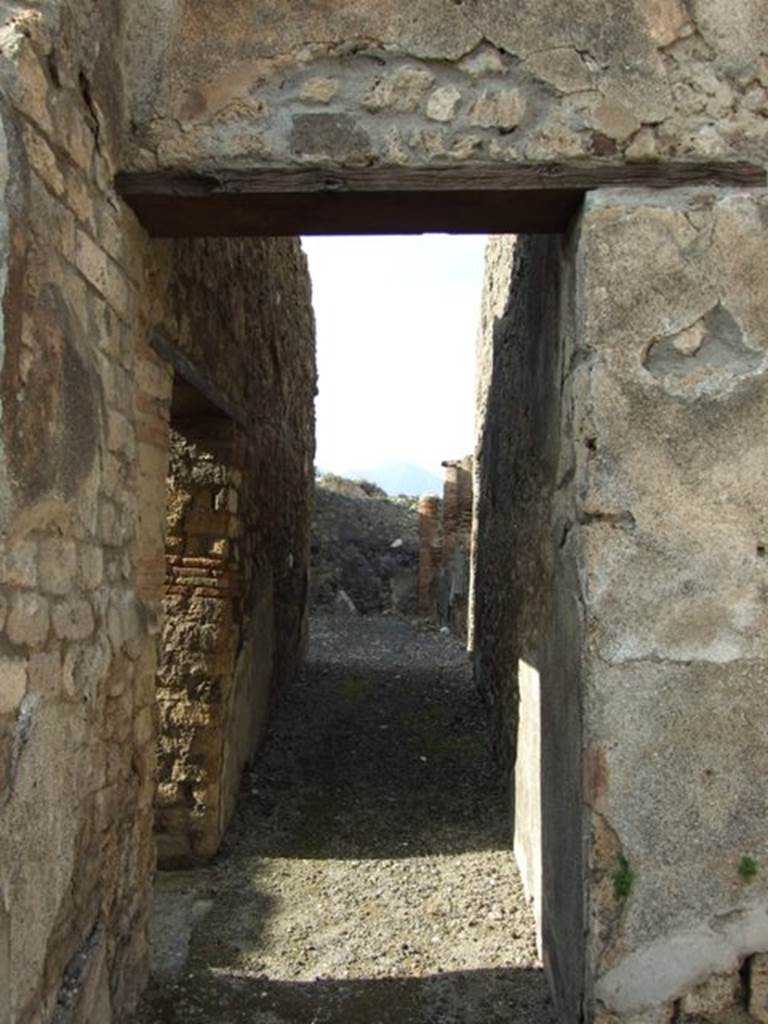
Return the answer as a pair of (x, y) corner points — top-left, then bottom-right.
(118, 169), (594, 1022)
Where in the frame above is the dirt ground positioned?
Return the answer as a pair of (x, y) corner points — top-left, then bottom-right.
(136, 614), (555, 1024)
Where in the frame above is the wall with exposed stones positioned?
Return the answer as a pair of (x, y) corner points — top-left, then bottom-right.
(472, 189), (768, 1024)
(0, 4), (316, 1021)
(152, 236), (316, 867)
(311, 475), (419, 617)
(436, 457), (473, 637)
(0, 5), (165, 1021)
(121, 1), (768, 172)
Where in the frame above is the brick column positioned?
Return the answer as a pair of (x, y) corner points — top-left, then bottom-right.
(417, 495), (441, 619)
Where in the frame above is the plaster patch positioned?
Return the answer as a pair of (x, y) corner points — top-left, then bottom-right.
(595, 903), (768, 1013)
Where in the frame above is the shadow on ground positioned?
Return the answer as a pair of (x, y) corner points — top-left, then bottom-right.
(136, 616), (554, 1024)
(141, 965), (555, 1024)
(222, 620), (511, 862)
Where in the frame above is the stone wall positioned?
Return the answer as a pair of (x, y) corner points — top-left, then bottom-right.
(122, 1), (768, 172)
(152, 237), (316, 867)
(472, 190), (768, 1023)
(0, 3), (765, 1023)
(578, 188), (768, 1024)
(472, 232), (585, 1020)
(0, 5), (316, 1019)
(436, 457), (473, 637)
(155, 236), (316, 696)
(0, 4), (162, 1020)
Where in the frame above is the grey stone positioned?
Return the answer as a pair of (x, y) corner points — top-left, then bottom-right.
(334, 589), (359, 618)
(7, 593), (50, 649)
(289, 114), (372, 164)
(52, 598), (95, 642)
(426, 86), (462, 123)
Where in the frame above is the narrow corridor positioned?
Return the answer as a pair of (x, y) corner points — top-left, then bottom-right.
(138, 616), (554, 1023)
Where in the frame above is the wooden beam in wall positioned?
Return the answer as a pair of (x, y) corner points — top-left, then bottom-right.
(117, 162), (766, 237)
(150, 332), (247, 428)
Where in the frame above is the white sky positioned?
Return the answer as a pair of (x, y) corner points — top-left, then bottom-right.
(302, 235), (487, 481)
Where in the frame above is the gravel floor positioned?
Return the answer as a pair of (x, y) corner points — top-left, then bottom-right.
(137, 614), (556, 1024)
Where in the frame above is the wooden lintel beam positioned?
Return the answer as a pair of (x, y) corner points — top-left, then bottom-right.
(150, 332), (247, 428)
(117, 162), (766, 238)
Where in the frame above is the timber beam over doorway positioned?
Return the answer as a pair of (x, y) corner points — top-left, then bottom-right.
(116, 162), (765, 237)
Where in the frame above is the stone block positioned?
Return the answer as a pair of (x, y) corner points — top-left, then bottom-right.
(289, 114), (372, 163)
(459, 44), (508, 77)
(23, 122), (64, 195)
(426, 86), (462, 122)
(1, 541), (38, 589)
(681, 971), (741, 1016)
(38, 538), (78, 596)
(52, 598), (95, 642)
(6, 592), (50, 649)
(78, 545), (104, 590)
(0, 659), (27, 715)
(749, 954), (768, 1023)
(107, 410), (136, 459)
(469, 88), (525, 130)
(27, 651), (61, 698)
(363, 66), (434, 112)
(299, 77), (339, 104)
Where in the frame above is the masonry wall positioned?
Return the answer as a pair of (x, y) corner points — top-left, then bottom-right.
(473, 191), (768, 1024)
(152, 236), (316, 867)
(0, 4), (163, 1020)
(122, 0), (768, 173)
(576, 188), (768, 1024)
(0, 3), (765, 1023)
(436, 458), (473, 637)
(472, 233), (585, 1021)
(0, 5), (317, 1019)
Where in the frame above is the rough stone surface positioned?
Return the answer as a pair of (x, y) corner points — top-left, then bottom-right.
(471, 189), (768, 1023)
(0, 6), (315, 1021)
(121, 1), (768, 169)
(580, 189), (768, 1019)
(749, 954), (768, 1023)
(310, 474), (419, 616)
(418, 458), (474, 637)
(472, 233), (585, 1022)
(0, 8), (158, 1022)
(151, 237), (316, 867)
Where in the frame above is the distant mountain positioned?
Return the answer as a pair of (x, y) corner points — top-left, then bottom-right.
(343, 461), (443, 497)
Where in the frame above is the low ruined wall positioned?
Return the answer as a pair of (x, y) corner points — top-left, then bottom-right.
(311, 475), (419, 616)
(122, 1), (768, 172)
(436, 458), (473, 637)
